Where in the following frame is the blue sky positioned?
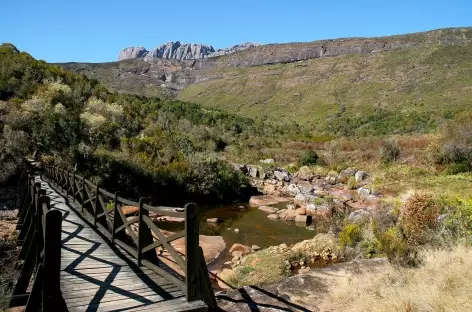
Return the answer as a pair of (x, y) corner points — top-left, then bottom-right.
(1, 0), (471, 63)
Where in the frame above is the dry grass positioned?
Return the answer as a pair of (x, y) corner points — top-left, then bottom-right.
(330, 245), (472, 312)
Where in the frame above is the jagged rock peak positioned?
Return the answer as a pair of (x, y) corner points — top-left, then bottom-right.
(118, 41), (260, 61)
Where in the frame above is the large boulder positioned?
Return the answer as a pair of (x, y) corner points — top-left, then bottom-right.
(217, 268), (236, 289)
(295, 214), (312, 224)
(348, 209), (372, 223)
(274, 169), (291, 182)
(248, 166), (259, 178)
(357, 187), (372, 197)
(229, 243), (252, 257)
(278, 209), (296, 221)
(306, 203), (332, 217)
(283, 184), (300, 196)
(339, 168), (357, 179)
(297, 181), (313, 194)
(355, 171), (368, 182)
(298, 166), (315, 181)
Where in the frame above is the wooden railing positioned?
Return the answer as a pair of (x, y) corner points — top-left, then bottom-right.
(42, 164), (216, 308)
(10, 167), (63, 311)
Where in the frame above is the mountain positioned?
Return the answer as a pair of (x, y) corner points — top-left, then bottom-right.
(60, 27), (472, 135)
(118, 41), (260, 61)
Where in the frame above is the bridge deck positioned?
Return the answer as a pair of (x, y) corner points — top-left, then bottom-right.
(36, 177), (207, 312)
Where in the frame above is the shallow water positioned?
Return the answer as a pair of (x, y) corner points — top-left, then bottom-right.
(155, 203), (317, 268)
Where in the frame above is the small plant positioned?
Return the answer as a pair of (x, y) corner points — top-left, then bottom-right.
(359, 238), (380, 258)
(401, 193), (440, 246)
(346, 176), (358, 190)
(374, 225), (421, 267)
(299, 150), (319, 166)
(379, 137), (400, 163)
(338, 223), (362, 247)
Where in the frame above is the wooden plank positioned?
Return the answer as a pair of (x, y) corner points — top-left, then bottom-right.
(67, 292), (185, 310)
(125, 297), (207, 312)
(141, 260), (186, 293)
(114, 239), (138, 258)
(38, 171), (207, 311)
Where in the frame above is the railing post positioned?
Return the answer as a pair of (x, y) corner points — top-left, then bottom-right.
(71, 171), (75, 202)
(185, 203), (200, 302)
(42, 198), (62, 312)
(111, 192), (118, 244)
(137, 197), (146, 267)
(80, 176), (85, 212)
(35, 189), (46, 267)
(65, 170), (70, 197)
(93, 185), (99, 227)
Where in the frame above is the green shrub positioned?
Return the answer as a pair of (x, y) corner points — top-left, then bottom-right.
(374, 225), (421, 267)
(442, 197), (472, 239)
(346, 176), (358, 190)
(338, 223), (362, 247)
(299, 150), (319, 166)
(379, 137), (400, 163)
(359, 238), (380, 258)
(443, 163), (470, 175)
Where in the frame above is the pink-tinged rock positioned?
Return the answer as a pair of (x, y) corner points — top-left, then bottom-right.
(229, 243), (252, 255)
(249, 195), (291, 207)
(267, 214), (280, 220)
(258, 206), (279, 214)
(207, 218), (223, 223)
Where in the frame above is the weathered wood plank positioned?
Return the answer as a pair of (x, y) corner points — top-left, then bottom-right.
(35, 173), (209, 312)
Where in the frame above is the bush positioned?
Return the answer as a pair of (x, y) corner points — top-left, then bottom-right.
(374, 225), (422, 267)
(433, 113), (472, 166)
(299, 149), (319, 166)
(338, 223), (362, 247)
(379, 137), (400, 163)
(441, 197), (472, 240)
(401, 193), (440, 246)
(443, 163), (470, 175)
(346, 176), (358, 190)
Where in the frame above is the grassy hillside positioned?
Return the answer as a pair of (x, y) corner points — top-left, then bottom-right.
(178, 43), (472, 136)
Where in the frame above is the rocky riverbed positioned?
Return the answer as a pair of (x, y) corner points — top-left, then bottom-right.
(237, 163), (381, 225)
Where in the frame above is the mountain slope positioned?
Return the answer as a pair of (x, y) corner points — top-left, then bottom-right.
(60, 27), (472, 135)
(178, 41), (472, 135)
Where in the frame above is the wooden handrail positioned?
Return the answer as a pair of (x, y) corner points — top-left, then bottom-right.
(10, 168), (62, 310)
(41, 163), (217, 308)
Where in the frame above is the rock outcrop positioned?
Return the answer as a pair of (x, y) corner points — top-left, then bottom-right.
(118, 41), (260, 61)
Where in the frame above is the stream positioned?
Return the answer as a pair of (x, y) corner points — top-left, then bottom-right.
(155, 203), (317, 270)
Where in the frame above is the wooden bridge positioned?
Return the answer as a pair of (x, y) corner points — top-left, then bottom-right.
(9, 163), (217, 311)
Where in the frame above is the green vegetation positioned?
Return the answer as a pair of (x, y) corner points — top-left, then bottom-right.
(336, 193), (472, 267)
(0, 43), (297, 203)
(178, 43), (472, 136)
(299, 149), (319, 166)
(338, 223), (362, 247)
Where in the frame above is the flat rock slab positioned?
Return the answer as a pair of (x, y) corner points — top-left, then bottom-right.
(249, 195), (291, 207)
(258, 205), (279, 214)
(217, 258), (388, 312)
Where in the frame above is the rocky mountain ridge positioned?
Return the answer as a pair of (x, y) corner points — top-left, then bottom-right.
(60, 27), (472, 124)
(118, 41), (260, 61)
